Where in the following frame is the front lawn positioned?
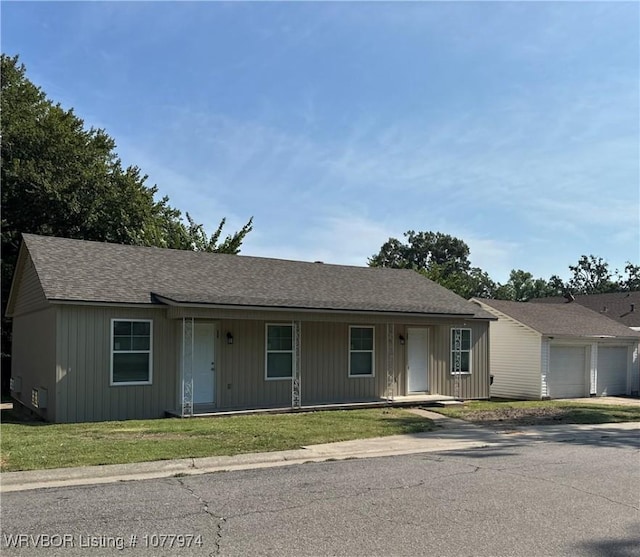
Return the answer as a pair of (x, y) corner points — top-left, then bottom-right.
(430, 399), (640, 426)
(0, 408), (434, 472)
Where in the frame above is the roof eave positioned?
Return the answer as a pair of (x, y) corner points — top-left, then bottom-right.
(541, 333), (640, 341)
(152, 294), (494, 320)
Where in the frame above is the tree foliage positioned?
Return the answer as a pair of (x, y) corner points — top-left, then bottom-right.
(566, 255), (618, 295)
(493, 270), (556, 302)
(369, 229), (638, 300)
(1, 54), (253, 360)
(368, 230), (495, 298)
(369, 230), (470, 273)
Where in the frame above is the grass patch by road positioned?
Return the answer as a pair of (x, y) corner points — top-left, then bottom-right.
(0, 408), (434, 472)
(430, 399), (640, 427)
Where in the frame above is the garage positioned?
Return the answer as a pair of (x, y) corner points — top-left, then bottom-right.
(476, 298), (640, 400)
(548, 345), (588, 398)
(596, 346), (628, 396)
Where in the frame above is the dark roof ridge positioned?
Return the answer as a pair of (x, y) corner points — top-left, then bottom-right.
(21, 233), (420, 272)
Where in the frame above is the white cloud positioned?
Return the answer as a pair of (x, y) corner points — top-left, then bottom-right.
(243, 212), (394, 267)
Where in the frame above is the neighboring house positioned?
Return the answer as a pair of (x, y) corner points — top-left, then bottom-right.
(7, 234), (495, 423)
(531, 291), (640, 331)
(472, 298), (640, 400)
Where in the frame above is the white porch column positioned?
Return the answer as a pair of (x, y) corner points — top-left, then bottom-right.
(182, 317), (195, 417)
(386, 323), (394, 401)
(292, 320), (302, 409)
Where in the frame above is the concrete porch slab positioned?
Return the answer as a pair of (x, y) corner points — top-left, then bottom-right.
(167, 394), (459, 418)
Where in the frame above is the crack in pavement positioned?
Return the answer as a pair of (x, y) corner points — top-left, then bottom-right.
(424, 455), (638, 511)
(175, 477), (226, 556)
(494, 469), (640, 511)
(216, 479), (442, 522)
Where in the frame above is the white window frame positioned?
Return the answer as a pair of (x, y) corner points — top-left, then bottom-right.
(110, 318), (153, 386)
(450, 327), (472, 375)
(265, 323), (293, 381)
(349, 325), (375, 378)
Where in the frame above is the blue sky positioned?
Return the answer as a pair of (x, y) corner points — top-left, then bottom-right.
(3, 1), (638, 283)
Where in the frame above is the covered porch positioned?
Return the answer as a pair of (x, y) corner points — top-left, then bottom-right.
(173, 311), (480, 418)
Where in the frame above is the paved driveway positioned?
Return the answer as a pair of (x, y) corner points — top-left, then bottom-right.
(558, 396), (640, 406)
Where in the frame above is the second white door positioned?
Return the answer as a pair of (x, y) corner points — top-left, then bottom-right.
(407, 328), (429, 393)
(193, 322), (216, 405)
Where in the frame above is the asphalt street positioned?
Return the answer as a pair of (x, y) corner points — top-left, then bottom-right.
(2, 430), (639, 557)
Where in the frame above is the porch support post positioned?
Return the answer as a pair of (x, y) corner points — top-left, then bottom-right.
(453, 328), (462, 399)
(292, 320), (301, 409)
(386, 323), (394, 402)
(182, 317), (194, 417)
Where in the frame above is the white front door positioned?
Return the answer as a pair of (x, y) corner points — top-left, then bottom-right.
(193, 322), (216, 405)
(407, 328), (429, 393)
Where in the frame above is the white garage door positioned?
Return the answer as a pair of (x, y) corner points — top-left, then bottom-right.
(596, 347), (628, 396)
(548, 345), (588, 398)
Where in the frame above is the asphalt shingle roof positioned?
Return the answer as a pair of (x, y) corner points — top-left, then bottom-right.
(476, 298), (640, 339)
(21, 234), (493, 318)
(530, 292), (640, 328)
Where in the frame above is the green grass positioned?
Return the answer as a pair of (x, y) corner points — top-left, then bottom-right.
(0, 408), (434, 472)
(430, 399), (640, 425)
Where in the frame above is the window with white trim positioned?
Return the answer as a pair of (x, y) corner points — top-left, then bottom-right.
(451, 328), (471, 374)
(266, 324), (293, 380)
(111, 319), (152, 385)
(349, 326), (374, 377)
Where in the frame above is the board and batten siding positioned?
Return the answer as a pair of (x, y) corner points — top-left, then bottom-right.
(179, 308), (490, 406)
(485, 310), (543, 399)
(427, 321), (490, 399)
(56, 305), (176, 423)
(37, 304), (491, 421)
(300, 322), (393, 404)
(214, 320), (404, 408)
(214, 319), (290, 409)
(212, 318), (493, 407)
(9, 252), (49, 316)
(11, 307), (57, 421)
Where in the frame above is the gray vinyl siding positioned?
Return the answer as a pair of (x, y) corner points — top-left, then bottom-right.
(427, 321), (490, 399)
(213, 317), (489, 408)
(214, 320), (392, 408)
(487, 312), (543, 399)
(10, 253), (49, 316)
(215, 319), (290, 409)
(55, 305), (176, 423)
(299, 322), (390, 404)
(24, 302), (490, 422)
(10, 308), (57, 420)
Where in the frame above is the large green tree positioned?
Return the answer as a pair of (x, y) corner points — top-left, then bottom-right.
(1, 54), (252, 364)
(368, 230), (496, 298)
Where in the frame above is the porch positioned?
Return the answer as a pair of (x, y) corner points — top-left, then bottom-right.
(166, 394), (461, 418)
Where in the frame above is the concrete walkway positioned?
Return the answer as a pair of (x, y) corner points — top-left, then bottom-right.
(3, 411), (638, 494)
